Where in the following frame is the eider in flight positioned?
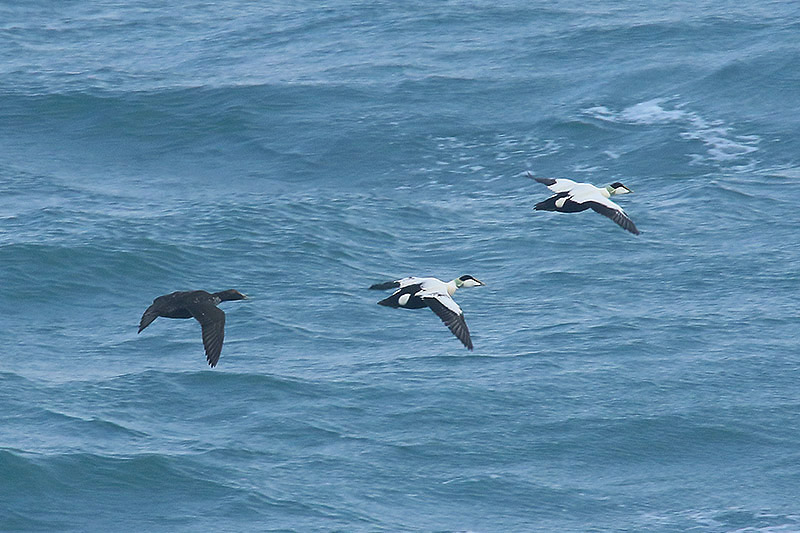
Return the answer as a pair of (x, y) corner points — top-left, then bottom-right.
(369, 275), (485, 350)
(527, 172), (640, 234)
(138, 289), (247, 367)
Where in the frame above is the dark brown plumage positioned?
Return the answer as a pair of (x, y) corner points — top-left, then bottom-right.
(138, 289), (247, 367)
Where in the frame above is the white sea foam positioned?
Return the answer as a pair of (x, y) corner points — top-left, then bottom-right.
(620, 99), (690, 124)
(585, 98), (761, 166)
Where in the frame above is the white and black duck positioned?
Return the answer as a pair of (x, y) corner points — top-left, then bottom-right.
(527, 171), (640, 234)
(369, 275), (484, 350)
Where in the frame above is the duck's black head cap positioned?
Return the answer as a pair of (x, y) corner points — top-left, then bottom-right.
(457, 275), (485, 287)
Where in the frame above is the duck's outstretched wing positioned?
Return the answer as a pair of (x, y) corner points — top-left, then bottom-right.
(187, 303), (226, 367)
(369, 276), (426, 290)
(138, 304), (159, 333)
(420, 292), (473, 350)
(527, 172), (577, 193)
(586, 199), (640, 235)
(369, 280), (401, 290)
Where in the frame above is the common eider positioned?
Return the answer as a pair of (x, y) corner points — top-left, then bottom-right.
(369, 275), (485, 350)
(138, 289), (247, 367)
(527, 172), (640, 234)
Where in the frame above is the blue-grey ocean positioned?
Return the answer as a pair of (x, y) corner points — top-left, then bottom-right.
(2, 2), (800, 531)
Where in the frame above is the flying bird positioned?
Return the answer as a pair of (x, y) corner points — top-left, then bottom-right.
(527, 172), (640, 234)
(369, 275), (485, 350)
(138, 289), (247, 367)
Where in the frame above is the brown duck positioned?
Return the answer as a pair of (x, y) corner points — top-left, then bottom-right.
(138, 289), (247, 367)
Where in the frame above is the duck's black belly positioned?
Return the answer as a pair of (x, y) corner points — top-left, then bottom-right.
(378, 284), (428, 309)
(535, 193), (590, 213)
(398, 296), (427, 309)
(557, 200), (590, 213)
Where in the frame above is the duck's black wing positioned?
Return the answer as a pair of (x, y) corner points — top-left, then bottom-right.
(586, 201), (640, 235)
(138, 304), (160, 333)
(139, 291), (199, 332)
(369, 280), (401, 290)
(187, 302), (226, 367)
(421, 292), (473, 350)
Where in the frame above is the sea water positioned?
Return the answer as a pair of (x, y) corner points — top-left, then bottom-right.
(1, 1), (799, 531)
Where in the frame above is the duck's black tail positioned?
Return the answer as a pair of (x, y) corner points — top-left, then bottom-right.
(534, 197), (559, 211)
(377, 296), (397, 307)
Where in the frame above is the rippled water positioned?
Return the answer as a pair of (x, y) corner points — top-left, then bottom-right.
(2, 1), (800, 531)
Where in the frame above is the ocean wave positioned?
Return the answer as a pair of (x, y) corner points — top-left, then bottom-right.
(0, 449), (256, 530)
(2, 2), (800, 530)
(634, 507), (800, 532)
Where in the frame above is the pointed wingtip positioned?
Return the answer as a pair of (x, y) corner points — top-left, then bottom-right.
(623, 217), (641, 235)
(462, 333), (474, 351)
(205, 348), (221, 368)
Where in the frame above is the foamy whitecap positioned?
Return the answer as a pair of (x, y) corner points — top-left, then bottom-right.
(619, 98), (690, 124)
(585, 98), (760, 165)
